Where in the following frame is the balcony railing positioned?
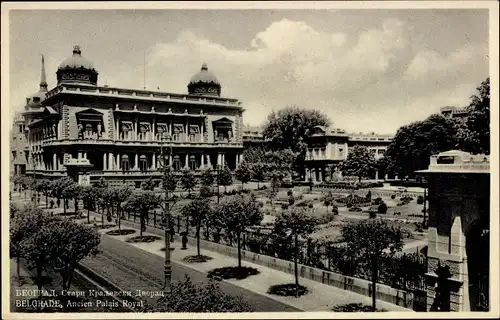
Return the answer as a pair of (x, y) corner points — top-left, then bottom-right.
(46, 85), (242, 108)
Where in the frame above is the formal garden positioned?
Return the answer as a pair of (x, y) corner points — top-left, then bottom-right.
(11, 165), (428, 310)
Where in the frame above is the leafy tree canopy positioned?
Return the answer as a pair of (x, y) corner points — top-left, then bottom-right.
(455, 77), (490, 155)
(262, 106), (330, 153)
(385, 114), (457, 178)
(341, 145), (376, 182)
(155, 275), (252, 312)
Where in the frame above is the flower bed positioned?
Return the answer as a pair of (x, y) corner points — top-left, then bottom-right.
(207, 266), (260, 280)
(106, 229), (136, 236)
(267, 283), (309, 297)
(125, 235), (161, 243)
(182, 255), (213, 263)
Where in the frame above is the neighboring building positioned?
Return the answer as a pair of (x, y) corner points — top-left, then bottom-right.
(241, 124), (265, 148)
(10, 113), (28, 175)
(440, 106), (469, 119)
(304, 125), (393, 182)
(22, 45), (245, 187)
(417, 150), (489, 312)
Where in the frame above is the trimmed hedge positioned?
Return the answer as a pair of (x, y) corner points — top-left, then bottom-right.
(207, 266), (260, 280)
(126, 235), (161, 243)
(267, 284), (309, 297)
(106, 229), (136, 236)
(182, 255), (213, 263)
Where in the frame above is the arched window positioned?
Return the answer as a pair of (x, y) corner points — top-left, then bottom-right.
(139, 125), (148, 140)
(85, 123), (93, 133)
(173, 155), (181, 171)
(121, 154), (130, 171)
(189, 155), (197, 170)
(139, 155), (148, 171)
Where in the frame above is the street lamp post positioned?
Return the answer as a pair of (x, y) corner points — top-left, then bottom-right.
(159, 133), (173, 294)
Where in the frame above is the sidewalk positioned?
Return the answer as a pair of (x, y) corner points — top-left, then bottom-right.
(80, 213), (412, 312)
(11, 192), (413, 312)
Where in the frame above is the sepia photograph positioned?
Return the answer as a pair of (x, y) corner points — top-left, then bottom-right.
(1, 1), (498, 319)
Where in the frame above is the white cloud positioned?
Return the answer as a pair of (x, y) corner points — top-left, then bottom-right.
(10, 18), (487, 135)
(142, 18), (415, 131)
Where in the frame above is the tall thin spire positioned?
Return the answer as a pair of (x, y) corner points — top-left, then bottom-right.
(39, 54), (47, 91)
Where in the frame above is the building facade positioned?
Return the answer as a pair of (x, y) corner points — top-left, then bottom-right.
(23, 46), (245, 187)
(9, 114), (28, 175)
(440, 106), (469, 119)
(417, 150), (490, 311)
(304, 125), (393, 182)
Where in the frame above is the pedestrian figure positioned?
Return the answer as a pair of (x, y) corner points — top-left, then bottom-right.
(169, 226), (175, 242)
(181, 232), (188, 250)
(50, 200), (54, 209)
(56, 198), (60, 208)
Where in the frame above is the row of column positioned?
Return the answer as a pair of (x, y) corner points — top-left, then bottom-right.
(98, 151), (241, 171)
(29, 153), (61, 171)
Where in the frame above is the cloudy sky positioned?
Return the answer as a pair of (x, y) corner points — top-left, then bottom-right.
(8, 8), (489, 134)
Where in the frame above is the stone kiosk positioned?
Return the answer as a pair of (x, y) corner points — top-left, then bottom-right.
(417, 150), (490, 312)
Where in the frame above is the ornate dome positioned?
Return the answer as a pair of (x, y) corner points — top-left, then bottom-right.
(56, 45), (98, 86)
(187, 63), (221, 97)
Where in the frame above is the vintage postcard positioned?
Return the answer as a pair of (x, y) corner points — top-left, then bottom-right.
(1, 1), (499, 319)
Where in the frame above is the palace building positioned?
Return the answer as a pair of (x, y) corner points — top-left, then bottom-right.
(21, 46), (245, 187)
(304, 125), (393, 182)
(14, 45), (396, 186)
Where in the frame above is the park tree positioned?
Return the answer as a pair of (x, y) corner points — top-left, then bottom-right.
(200, 167), (215, 187)
(155, 275), (252, 312)
(58, 178), (79, 214)
(234, 162), (252, 191)
(219, 194), (263, 268)
(124, 191), (160, 236)
(181, 198), (213, 257)
(13, 208), (58, 297)
(161, 165), (178, 196)
(48, 219), (100, 290)
(375, 156), (393, 180)
(10, 204), (43, 278)
(141, 177), (156, 191)
(111, 185), (133, 230)
(385, 114), (457, 179)
(262, 107), (330, 172)
(263, 106), (330, 154)
(251, 162), (266, 189)
(341, 219), (405, 311)
(341, 145), (376, 183)
(207, 204), (225, 243)
(199, 185), (213, 199)
(37, 179), (53, 208)
(181, 168), (197, 197)
(81, 185), (98, 223)
(455, 77), (490, 155)
(273, 207), (318, 296)
(217, 165), (233, 194)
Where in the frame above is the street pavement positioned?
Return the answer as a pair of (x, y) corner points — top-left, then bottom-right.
(96, 233), (299, 312)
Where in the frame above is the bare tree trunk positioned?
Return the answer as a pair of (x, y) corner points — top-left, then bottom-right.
(294, 233), (299, 297)
(237, 230), (242, 268)
(196, 227), (201, 257)
(16, 256), (20, 279)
